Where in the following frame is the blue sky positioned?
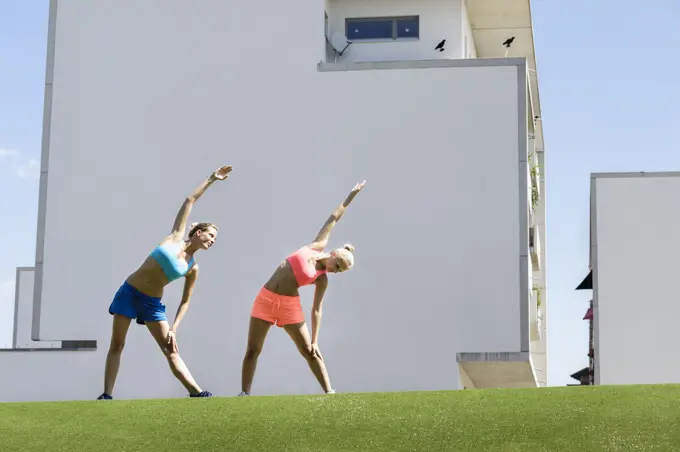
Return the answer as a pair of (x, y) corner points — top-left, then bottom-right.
(0, 1), (47, 348)
(1, 1), (679, 386)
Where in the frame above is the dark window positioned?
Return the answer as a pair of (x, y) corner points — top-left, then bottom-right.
(346, 19), (394, 40)
(345, 16), (419, 41)
(396, 17), (419, 39)
(61, 340), (97, 349)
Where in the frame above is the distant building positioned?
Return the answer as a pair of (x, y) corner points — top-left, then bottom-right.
(575, 172), (680, 386)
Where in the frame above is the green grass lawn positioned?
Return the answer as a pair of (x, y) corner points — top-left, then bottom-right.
(2, 385), (680, 451)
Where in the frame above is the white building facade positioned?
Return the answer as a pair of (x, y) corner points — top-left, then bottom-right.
(588, 172), (680, 386)
(0, 0), (547, 402)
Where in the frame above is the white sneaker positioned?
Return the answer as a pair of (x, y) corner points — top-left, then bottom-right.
(237, 391), (250, 396)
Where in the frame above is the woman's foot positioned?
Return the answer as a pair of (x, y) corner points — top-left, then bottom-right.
(237, 391), (250, 396)
(326, 389), (336, 394)
(97, 393), (113, 400)
(190, 391), (213, 398)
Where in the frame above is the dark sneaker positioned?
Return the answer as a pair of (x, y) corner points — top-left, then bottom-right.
(190, 391), (213, 398)
(97, 393), (113, 400)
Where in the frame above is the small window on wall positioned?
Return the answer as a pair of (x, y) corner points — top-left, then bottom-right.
(345, 16), (419, 41)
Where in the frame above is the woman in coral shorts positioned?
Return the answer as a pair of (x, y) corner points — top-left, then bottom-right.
(239, 181), (366, 396)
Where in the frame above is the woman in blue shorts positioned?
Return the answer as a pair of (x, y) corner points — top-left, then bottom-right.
(97, 165), (233, 400)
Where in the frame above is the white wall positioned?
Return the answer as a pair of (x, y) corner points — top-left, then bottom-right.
(0, 0), (527, 402)
(593, 174), (680, 385)
(13, 268), (60, 348)
(461, 0), (477, 58)
(14, 268), (36, 348)
(0, 350), (102, 401)
(328, 0), (464, 62)
(0, 278), (14, 348)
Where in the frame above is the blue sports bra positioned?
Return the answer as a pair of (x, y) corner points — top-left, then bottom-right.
(149, 242), (195, 282)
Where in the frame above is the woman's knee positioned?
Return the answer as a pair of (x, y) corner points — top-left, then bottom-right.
(109, 337), (125, 353)
(298, 345), (315, 360)
(244, 345), (263, 361)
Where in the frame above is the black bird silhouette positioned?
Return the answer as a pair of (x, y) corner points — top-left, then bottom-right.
(434, 39), (446, 52)
(502, 37), (515, 48)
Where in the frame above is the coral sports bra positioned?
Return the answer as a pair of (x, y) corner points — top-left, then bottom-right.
(286, 246), (327, 287)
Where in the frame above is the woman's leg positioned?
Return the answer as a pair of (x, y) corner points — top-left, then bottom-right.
(145, 320), (203, 395)
(241, 316), (272, 395)
(102, 314), (133, 398)
(283, 321), (333, 393)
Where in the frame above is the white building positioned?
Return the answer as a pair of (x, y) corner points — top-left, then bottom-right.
(0, 0), (547, 402)
(585, 172), (680, 386)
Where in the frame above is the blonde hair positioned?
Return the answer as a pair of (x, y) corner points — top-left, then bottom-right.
(189, 222), (218, 237)
(335, 243), (355, 268)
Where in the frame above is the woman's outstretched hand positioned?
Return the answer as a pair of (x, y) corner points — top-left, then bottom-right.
(344, 180), (366, 206)
(211, 165), (233, 181)
(351, 180), (366, 194)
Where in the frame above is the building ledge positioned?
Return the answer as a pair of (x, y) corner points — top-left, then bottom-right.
(318, 57), (527, 73)
(457, 352), (537, 388)
(0, 340), (97, 352)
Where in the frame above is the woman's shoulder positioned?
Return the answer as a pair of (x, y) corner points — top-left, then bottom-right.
(303, 243), (325, 253)
(158, 234), (183, 246)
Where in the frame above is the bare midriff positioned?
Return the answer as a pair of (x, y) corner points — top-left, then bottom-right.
(262, 260), (301, 297)
(124, 255), (170, 298)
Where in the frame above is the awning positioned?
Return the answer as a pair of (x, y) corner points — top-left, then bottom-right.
(576, 270), (592, 290)
(583, 307), (593, 320)
(570, 367), (589, 381)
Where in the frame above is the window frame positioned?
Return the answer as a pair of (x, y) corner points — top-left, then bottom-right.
(345, 16), (420, 42)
